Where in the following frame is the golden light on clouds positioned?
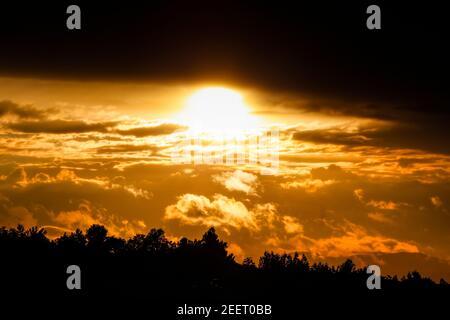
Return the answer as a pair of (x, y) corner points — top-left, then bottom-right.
(1, 76), (450, 280)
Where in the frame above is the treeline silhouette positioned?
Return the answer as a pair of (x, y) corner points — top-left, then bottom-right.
(0, 224), (448, 301)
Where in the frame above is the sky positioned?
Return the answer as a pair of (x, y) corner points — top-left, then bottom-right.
(0, 1), (449, 280)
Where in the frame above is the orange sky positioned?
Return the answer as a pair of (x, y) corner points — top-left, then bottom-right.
(1, 76), (450, 280)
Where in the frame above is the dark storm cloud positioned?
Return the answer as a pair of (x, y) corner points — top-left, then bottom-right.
(6, 119), (117, 134)
(0, 100), (49, 119)
(0, 1), (448, 148)
(115, 123), (187, 137)
(293, 122), (450, 154)
(0, 1), (446, 98)
(397, 157), (439, 168)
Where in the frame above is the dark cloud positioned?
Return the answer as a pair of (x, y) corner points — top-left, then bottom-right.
(0, 1), (447, 102)
(5, 119), (117, 134)
(293, 123), (450, 154)
(293, 128), (371, 146)
(0, 1), (447, 151)
(70, 134), (131, 143)
(310, 165), (354, 181)
(115, 123), (187, 137)
(3, 118), (186, 137)
(93, 144), (162, 154)
(397, 157), (439, 168)
(366, 124), (450, 155)
(0, 100), (49, 119)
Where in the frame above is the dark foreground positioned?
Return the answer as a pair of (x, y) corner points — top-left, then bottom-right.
(1, 225), (448, 318)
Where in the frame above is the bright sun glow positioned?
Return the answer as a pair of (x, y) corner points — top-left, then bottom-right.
(179, 87), (259, 133)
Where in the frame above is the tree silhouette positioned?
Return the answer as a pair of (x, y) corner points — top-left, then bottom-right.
(0, 223), (448, 302)
(86, 224), (108, 247)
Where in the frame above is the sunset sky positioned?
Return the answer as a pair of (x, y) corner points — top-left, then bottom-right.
(0, 1), (449, 280)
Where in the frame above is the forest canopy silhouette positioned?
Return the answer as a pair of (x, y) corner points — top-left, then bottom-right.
(0, 223), (448, 301)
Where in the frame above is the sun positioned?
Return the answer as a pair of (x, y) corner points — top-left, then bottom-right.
(179, 87), (258, 133)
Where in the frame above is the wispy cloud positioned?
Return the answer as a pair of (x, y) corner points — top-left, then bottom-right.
(115, 123), (187, 137)
(0, 100), (51, 119)
(5, 119), (118, 134)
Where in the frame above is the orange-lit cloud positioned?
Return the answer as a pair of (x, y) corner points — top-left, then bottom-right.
(164, 193), (263, 232)
(212, 170), (259, 195)
(51, 201), (147, 238)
